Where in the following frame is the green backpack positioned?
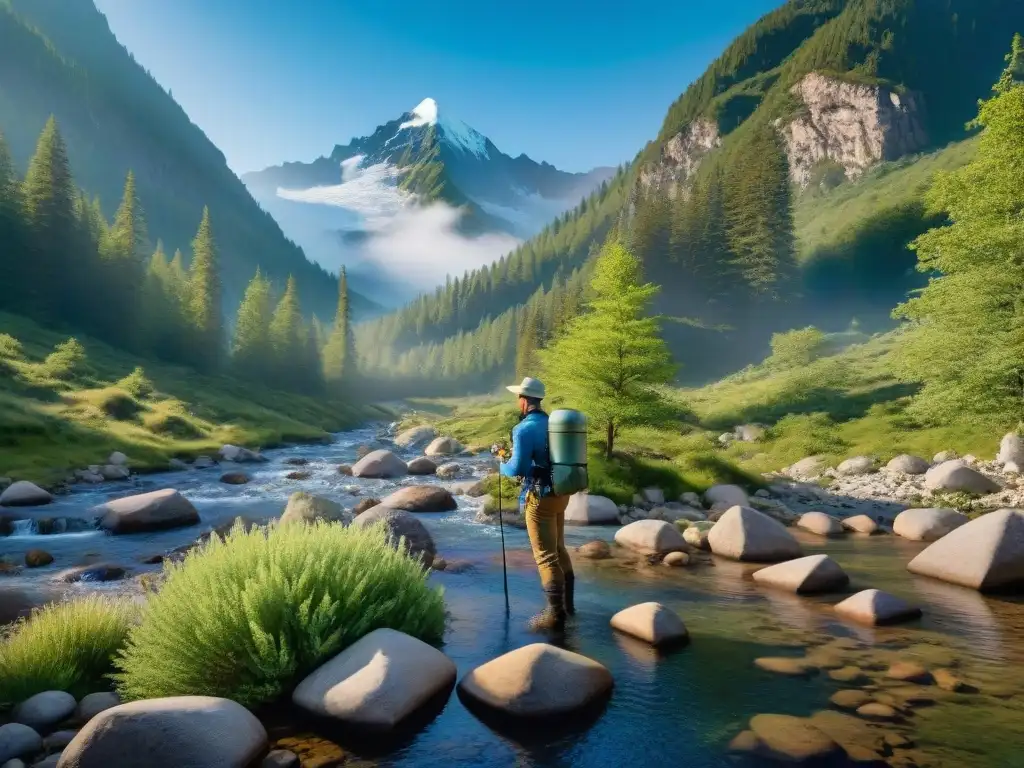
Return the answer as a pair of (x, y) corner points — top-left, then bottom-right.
(548, 409), (589, 496)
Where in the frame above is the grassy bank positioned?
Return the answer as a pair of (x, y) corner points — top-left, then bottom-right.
(406, 331), (1009, 504)
(0, 312), (387, 486)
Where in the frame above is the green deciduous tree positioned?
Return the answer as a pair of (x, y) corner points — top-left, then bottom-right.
(186, 207), (223, 371)
(893, 37), (1024, 424)
(540, 241), (676, 458)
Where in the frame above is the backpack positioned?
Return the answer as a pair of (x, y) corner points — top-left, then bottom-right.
(548, 409), (589, 496)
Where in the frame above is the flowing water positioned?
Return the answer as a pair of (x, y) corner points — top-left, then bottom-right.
(2, 426), (1024, 767)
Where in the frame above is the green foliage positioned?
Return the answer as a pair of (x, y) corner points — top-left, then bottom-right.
(769, 327), (827, 368)
(231, 267), (273, 377)
(186, 207), (223, 372)
(0, 596), (136, 707)
(40, 337), (88, 380)
(322, 267), (355, 386)
(97, 389), (142, 421)
(0, 332), (22, 359)
(540, 241), (676, 458)
(112, 520), (446, 707)
(117, 366), (154, 399)
(893, 49), (1024, 425)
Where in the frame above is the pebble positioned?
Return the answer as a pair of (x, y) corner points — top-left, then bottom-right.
(856, 702), (899, 721)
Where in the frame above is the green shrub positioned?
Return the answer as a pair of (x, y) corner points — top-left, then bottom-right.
(98, 389), (142, 420)
(117, 367), (154, 399)
(769, 327), (827, 369)
(146, 413), (204, 439)
(112, 520), (447, 707)
(0, 596), (136, 707)
(40, 337), (89, 380)
(0, 333), (23, 360)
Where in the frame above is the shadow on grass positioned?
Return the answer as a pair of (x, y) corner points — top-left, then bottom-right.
(681, 454), (763, 490)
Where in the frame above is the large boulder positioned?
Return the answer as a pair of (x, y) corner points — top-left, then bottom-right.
(394, 426), (436, 450)
(703, 484), (749, 509)
(640, 488), (665, 505)
(841, 515), (881, 534)
(998, 433), (1024, 467)
(280, 492), (346, 525)
(886, 454), (929, 475)
(379, 486), (457, 513)
(95, 489), (199, 534)
(406, 457), (437, 476)
(457, 643), (612, 719)
(614, 520), (686, 555)
(424, 437), (462, 457)
(352, 498), (381, 516)
(893, 508), (968, 542)
(796, 512), (843, 537)
(752, 554), (849, 594)
(564, 493), (619, 525)
(837, 456), (876, 476)
(924, 461), (1000, 494)
(218, 472), (250, 485)
(786, 456), (825, 479)
(0, 481), (52, 507)
(907, 508), (1024, 591)
(834, 589), (921, 626)
(0, 722), (42, 764)
(292, 628), (456, 731)
(12, 691), (76, 732)
(99, 465), (129, 481)
(57, 696), (266, 768)
(350, 506), (435, 568)
(351, 450), (408, 479)
(708, 506), (802, 563)
(610, 602), (688, 648)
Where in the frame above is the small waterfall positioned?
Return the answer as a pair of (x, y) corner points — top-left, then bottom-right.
(10, 519), (38, 536)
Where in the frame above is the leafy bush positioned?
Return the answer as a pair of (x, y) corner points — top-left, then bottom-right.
(769, 327), (827, 369)
(0, 333), (23, 360)
(98, 389), (142, 420)
(146, 413), (204, 439)
(117, 367), (154, 399)
(40, 337), (89, 380)
(112, 520), (446, 707)
(0, 596), (136, 707)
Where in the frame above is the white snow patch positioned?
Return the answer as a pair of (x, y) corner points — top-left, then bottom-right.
(398, 97), (439, 130)
(396, 97), (488, 158)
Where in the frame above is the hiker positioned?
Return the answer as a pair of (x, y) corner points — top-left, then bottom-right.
(498, 376), (574, 632)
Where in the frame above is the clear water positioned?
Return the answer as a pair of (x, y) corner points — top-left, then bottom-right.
(2, 426), (1024, 768)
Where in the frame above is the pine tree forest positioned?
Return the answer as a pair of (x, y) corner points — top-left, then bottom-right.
(0, 117), (355, 396)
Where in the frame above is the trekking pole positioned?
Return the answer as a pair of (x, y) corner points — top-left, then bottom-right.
(493, 448), (510, 615)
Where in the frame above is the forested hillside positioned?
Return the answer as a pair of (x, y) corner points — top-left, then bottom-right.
(0, 0), (376, 319)
(356, 0), (1024, 394)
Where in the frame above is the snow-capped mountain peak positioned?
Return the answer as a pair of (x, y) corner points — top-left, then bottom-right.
(398, 97), (489, 158)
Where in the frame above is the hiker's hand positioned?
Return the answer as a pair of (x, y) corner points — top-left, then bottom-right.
(491, 442), (509, 460)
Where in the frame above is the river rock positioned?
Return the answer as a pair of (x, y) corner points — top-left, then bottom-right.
(406, 457), (437, 476)
(752, 554), (849, 594)
(841, 515), (880, 534)
(641, 488), (665, 505)
(893, 508), (968, 541)
(809, 710), (888, 762)
(679, 491), (702, 507)
(436, 462), (462, 480)
(219, 472), (250, 485)
(610, 602), (688, 647)
(796, 511), (843, 536)
(565, 493), (619, 525)
(0, 482), (52, 508)
(193, 456), (216, 469)
(262, 750), (299, 768)
(394, 426), (436, 450)
(0, 723), (41, 764)
(281, 493), (346, 525)
(351, 450), (408, 479)
(218, 445), (265, 463)
(837, 456), (876, 476)
(75, 693), (120, 723)
(998, 432), (1024, 467)
(830, 690), (872, 711)
(451, 479), (486, 497)
(98, 465), (129, 481)
(652, 505), (706, 524)
(12, 691), (76, 732)
(108, 452), (128, 465)
(885, 454), (929, 475)
(576, 540), (611, 559)
(786, 456), (826, 479)
(44, 730), (77, 751)
(457, 643), (612, 719)
(708, 506), (802, 562)
(95, 489), (199, 534)
(735, 424), (766, 442)
(683, 520), (714, 550)
(834, 589), (922, 626)
(748, 714), (841, 763)
(58, 696), (266, 768)
(379, 486), (457, 513)
(350, 507), (435, 568)
(754, 657), (817, 677)
(424, 437), (462, 457)
(703, 484), (749, 509)
(352, 498), (381, 516)
(336, 464), (353, 476)
(24, 550), (53, 568)
(924, 460), (1000, 494)
(167, 458), (189, 471)
(292, 628), (456, 731)
(614, 520), (686, 555)
(663, 551), (690, 567)
(886, 661), (932, 684)
(55, 564), (129, 583)
(907, 508), (1024, 590)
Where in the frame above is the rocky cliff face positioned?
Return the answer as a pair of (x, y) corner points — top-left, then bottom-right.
(783, 73), (928, 186)
(640, 118), (721, 197)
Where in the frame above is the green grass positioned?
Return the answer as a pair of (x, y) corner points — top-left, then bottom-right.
(112, 519), (447, 708)
(0, 596), (137, 707)
(0, 312), (388, 486)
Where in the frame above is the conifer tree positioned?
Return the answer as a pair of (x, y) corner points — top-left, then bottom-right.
(515, 303), (541, 378)
(269, 275), (304, 388)
(540, 241), (675, 458)
(231, 268), (273, 377)
(98, 171), (148, 349)
(0, 131), (26, 314)
(186, 207), (223, 371)
(322, 266), (355, 385)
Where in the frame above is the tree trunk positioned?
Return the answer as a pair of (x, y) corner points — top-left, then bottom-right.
(606, 419), (615, 459)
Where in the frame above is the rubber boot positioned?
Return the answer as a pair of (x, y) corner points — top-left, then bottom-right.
(564, 572), (576, 616)
(529, 586), (567, 633)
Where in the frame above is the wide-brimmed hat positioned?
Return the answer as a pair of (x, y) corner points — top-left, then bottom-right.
(506, 376), (545, 399)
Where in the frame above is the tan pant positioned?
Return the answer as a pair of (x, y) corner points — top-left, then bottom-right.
(523, 490), (573, 591)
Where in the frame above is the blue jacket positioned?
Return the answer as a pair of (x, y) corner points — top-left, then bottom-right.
(500, 410), (552, 505)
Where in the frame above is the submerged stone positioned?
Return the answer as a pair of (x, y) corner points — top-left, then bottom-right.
(834, 589), (922, 626)
(752, 554), (849, 594)
(609, 602), (688, 648)
(748, 714), (841, 763)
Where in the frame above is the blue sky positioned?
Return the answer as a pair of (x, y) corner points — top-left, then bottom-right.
(94, 0), (781, 175)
